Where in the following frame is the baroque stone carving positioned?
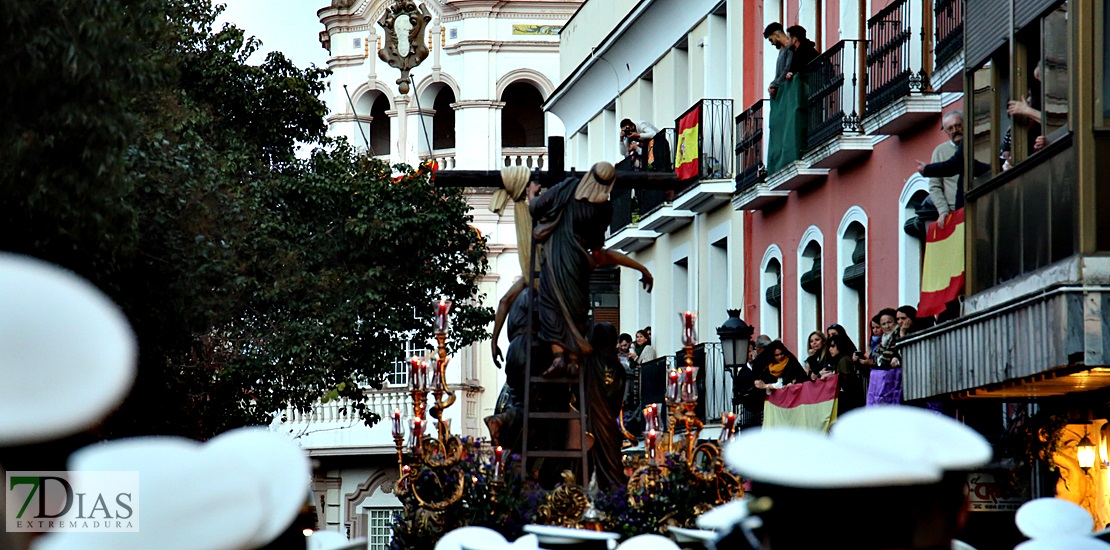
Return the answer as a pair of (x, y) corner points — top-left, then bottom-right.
(377, 1), (432, 94)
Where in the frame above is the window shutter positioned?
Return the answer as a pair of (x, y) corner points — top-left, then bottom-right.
(965, 0), (1009, 69)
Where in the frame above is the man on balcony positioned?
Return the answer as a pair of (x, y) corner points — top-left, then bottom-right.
(619, 118), (660, 171)
(766, 25), (817, 175)
(764, 23), (793, 100)
(928, 111), (964, 230)
(785, 25), (819, 81)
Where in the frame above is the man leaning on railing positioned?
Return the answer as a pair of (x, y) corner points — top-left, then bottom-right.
(765, 24), (815, 175)
(764, 23), (793, 100)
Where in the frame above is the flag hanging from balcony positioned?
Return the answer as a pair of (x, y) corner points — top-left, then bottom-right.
(763, 374), (838, 432)
(674, 105), (700, 180)
(918, 208), (966, 317)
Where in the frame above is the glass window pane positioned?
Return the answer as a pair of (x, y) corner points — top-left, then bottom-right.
(971, 61), (999, 188)
(1021, 172), (1050, 272)
(995, 183), (1022, 284)
(1042, 4), (1070, 139)
(972, 195), (996, 293)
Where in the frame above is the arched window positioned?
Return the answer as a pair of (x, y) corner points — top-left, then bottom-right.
(797, 228), (824, 354)
(838, 216), (867, 346)
(760, 245), (784, 341)
(432, 87), (456, 151)
(501, 82), (545, 148)
(370, 95), (391, 155)
(898, 175), (934, 307)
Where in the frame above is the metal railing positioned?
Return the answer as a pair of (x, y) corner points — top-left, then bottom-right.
(804, 39), (867, 152)
(934, 0), (964, 70)
(734, 99), (767, 191)
(866, 0), (922, 116)
(674, 99), (735, 183)
(610, 186), (634, 234)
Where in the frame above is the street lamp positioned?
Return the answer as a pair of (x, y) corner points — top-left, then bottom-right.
(717, 309), (754, 413)
(1078, 435), (1097, 473)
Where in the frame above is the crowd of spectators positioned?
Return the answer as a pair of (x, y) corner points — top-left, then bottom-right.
(731, 304), (932, 422)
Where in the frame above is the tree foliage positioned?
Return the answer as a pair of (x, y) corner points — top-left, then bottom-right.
(1, 0), (492, 438)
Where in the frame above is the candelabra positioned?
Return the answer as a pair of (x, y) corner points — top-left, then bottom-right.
(627, 311), (742, 506)
(393, 299), (507, 512)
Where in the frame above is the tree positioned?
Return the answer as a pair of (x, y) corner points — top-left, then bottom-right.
(0, 0), (492, 439)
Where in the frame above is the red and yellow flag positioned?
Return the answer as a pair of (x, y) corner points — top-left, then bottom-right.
(763, 375), (839, 432)
(674, 106), (700, 180)
(918, 208), (966, 317)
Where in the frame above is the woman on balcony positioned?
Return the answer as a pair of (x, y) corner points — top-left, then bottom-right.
(866, 308), (903, 405)
(753, 340), (808, 392)
(819, 333), (864, 413)
(804, 330), (829, 378)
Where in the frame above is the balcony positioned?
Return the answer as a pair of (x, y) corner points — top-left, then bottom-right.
(732, 99), (790, 210)
(800, 39), (873, 169)
(502, 146), (546, 169)
(931, 0), (964, 92)
(282, 387), (418, 455)
(861, 0), (943, 136)
(901, 283), (1110, 401)
(423, 148), (457, 170)
(671, 99), (737, 213)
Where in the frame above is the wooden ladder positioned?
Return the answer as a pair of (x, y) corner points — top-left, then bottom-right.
(519, 237), (590, 485)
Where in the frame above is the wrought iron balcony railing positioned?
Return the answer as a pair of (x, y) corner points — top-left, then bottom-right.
(803, 40), (867, 152)
(866, 0), (927, 117)
(674, 99), (735, 184)
(734, 99), (767, 192)
(934, 0), (964, 70)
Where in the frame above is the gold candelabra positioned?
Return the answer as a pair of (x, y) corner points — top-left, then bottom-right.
(392, 299), (506, 512)
(626, 311), (742, 507)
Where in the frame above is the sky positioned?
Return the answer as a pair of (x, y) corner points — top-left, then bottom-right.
(216, 0), (330, 70)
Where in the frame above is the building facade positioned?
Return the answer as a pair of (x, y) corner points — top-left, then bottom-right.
(280, 0), (580, 545)
(900, 0), (1110, 535)
(549, 0), (960, 424)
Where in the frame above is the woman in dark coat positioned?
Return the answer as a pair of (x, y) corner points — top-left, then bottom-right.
(753, 340), (809, 391)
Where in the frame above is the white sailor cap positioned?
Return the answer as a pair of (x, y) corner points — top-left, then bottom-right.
(0, 253), (136, 446)
(436, 526), (507, 550)
(32, 436), (266, 550)
(831, 405), (992, 470)
(307, 531), (365, 550)
(32, 426), (311, 550)
(1015, 498), (1094, 539)
(616, 534), (681, 549)
(203, 427), (312, 547)
(695, 498), (750, 531)
(1014, 536), (1110, 550)
(724, 427), (943, 488)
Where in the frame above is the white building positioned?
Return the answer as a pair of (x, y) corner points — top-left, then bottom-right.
(279, 0), (580, 546)
(546, 0), (751, 420)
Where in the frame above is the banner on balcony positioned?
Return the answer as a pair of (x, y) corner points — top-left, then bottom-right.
(763, 374), (838, 432)
(918, 208), (966, 317)
(674, 106), (700, 180)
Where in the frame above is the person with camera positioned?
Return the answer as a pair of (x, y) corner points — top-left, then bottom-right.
(619, 118), (660, 171)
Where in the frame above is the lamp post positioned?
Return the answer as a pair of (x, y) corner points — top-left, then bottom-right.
(716, 309), (754, 414)
(1078, 434), (1097, 473)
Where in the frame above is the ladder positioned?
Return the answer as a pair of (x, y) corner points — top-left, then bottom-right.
(519, 236), (590, 485)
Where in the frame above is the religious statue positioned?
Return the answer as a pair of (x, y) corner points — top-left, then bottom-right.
(377, 1), (432, 94)
(527, 161), (654, 487)
(529, 161), (653, 377)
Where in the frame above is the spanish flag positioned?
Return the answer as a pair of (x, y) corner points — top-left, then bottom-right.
(918, 208), (965, 317)
(674, 106), (700, 180)
(763, 375), (839, 432)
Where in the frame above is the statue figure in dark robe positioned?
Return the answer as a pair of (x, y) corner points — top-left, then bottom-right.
(528, 161), (653, 487)
(529, 161), (653, 378)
